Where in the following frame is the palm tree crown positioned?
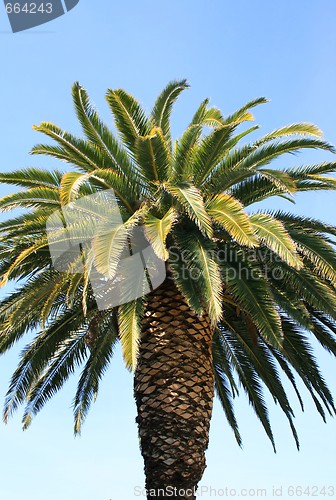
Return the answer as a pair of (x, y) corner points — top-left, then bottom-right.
(0, 80), (336, 451)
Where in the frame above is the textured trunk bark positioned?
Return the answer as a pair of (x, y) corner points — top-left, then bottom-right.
(134, 275), (214, 500)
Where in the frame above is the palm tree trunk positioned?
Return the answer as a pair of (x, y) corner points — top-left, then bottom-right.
(134, 276), (214, 500)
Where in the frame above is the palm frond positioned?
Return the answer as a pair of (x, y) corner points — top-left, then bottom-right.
(220, 248), (283, 348)
(60, 171), (91, 205)
(22, 330), (88, 429)
(173, 98), (209, 182)
(279, 318), (335, 419)
(231, 175), (295, 206)
(249, 213), (303, 269)
(237, 138), (335, 171)
(3, 309), (90, 423)
(106, 88), (151, 152)
(217, 325), (276, 451)
(32, 122), (105, 173)
(255, 123), (323, 146)
(0, 168), (63, 189)
(72, 82), (138, 180)
(191, 126), (235, 185)
(151, 79), (189, 149)
(284, 161), (336, 179)
(270, 264), (336, 320)
(173, 230), (222, 323)
(144, 208), (177, 260)
(212, 330), (242, 446)
(164, 182), (213, 237)
(272, 211), (336, 237)
(224, 97), (269, 125)
(287, 230), (336, 284)
(135, 128), (170, 182)
(221, 315), (300, 449)
(93, 206), (148, 278)
(207, 193), (258, 247)
(118, 299), (143, 370)
(0, 187), (60, 212)
(73, 313), (118, 434)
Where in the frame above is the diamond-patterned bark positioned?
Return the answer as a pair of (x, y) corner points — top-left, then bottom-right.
(134, 276), (214, 500)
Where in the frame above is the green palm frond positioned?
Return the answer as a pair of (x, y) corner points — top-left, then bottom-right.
(164, 182), (213, 237)
(72, 83), (135, 175)
(0, 187), (60, 211)
(212, 330), (242, 446)
(0, 168), (63, 189)
(22, 330), (88, 430)
(106, 88), (151, 152)
(199, 106), (225, 128)
(207, 193), (258, 247)
(249, 213), (303, 269)
(73, 313), (118, 434)
(151, 79), (189, 149)
(93, 223), (131, 278)
(174, 230), (222, 323)
(284, 161), (336, 179)
(286, 230), (336, 284)
(279, 319), (336, 420)
(208, 140), (334, 195)
(231, 175), (295, 206)
(220, 248), (283, 347)
(144, 208), (177, 260)
(223, 97), (269, 124)
(0, 210), (51, 237)
(87, 169), (145, 212)
(168, 249), (205, 316)
(255, 123), (323, 146)
(0, 272), (67, 354)
(0, 235), (50, 287)
(118, 299), (143, 370)
(135, 128), (170, 182)
(310, 317), (336, 357)
(257, 168), (296, 192)
(295, 179), (336, 191)
(173, 98), (210, 182)
(60, 171), (91, 205)
(216, 325), (276, 451)
(267, 345), (305, 411)
(271, 263), (336, 320)
(191, 126), (235, 185)
(3, 308), (90, 423)
(270, 282), (312, 329)
(238, 138), (335, 171)
(272, 211), (336, 237)
(32, 122), (105, 173)
(220, 315), (300, 449)
(40, 276), (70, 326)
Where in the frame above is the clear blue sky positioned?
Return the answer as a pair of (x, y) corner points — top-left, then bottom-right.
(0, 1), (336, 499)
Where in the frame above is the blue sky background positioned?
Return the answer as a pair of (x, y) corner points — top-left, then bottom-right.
(0, 1), (336, 499)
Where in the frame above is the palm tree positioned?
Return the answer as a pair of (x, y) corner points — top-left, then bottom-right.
(1, 80), (336, 499)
